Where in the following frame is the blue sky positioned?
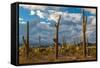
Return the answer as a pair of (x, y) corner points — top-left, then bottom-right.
(19, 4), (96, 45)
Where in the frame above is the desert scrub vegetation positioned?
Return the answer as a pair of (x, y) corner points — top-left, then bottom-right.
(19, 44), (96, 64)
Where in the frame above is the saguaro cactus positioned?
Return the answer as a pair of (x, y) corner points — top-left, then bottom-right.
(53, 15), (61, 59)
(82, 10), (87, 57)
(86, 37), (89, 56)
(26, 21), (29, 57)
(22, 21), (30, 58)
(62, 34), (66, 46)
(39, 35), (41, 47)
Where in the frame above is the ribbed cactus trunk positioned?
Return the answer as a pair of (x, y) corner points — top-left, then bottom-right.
(86, 37), (88, 46)
(26, 21), (29, 58)
(54, 15), (61, 59)
(62, 35), (64, 46)
(86, 37), (89, 56)
(39, 35), (41, 47)
(55, 23), (59, 59)
(82, 10), (87, 57)
(22, 21), (30, 58)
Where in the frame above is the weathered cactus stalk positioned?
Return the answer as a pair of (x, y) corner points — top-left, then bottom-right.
(82, 10), (87, 57)
(39, 35), (41, 47)
(62, 35), (65, 46)
(53, 15), (61, 59)
(26, 21), (29, 58)
(22, 21), (30, 58)
(22, 36), (26, 46)
(86, 37), (89, 56)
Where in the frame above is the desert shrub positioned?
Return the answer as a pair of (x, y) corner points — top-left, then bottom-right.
(87, 47), (96, 57)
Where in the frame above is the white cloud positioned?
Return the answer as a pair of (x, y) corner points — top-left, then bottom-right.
(40, 21), (51, 25)
(56, 11), (63, 15)
(76, 24), (82, 30)
(20, 4), (82, 23)
(48, 12), (61, 22)
(71, 30), (77, 35)
(88, 16), (96, 27)
(37, 22), (49, 29)
(40, 22), (46, 24)
(48, 11), (81, 23)
(63, 13), (82, 23)
(90, 16), (96, 26)
(30, 10), (35, 15)
(86, 29), (95, 38)
(20, 4), (48, 19)
(19, 21), (27, 24)
(59, 24), (73, 32)
(86, 16), (96, 38)
(19, 17), (23, 21)
(19, 17), (27, 24)
(37, 22), (54, 30)
(48, 10), (55, 13)
(84, 8), (96, 14)
(36, 10), (45, 19)
(87, 24), (96, 32)
(46, 22), (51, 24)
(19, 4), (47, 10)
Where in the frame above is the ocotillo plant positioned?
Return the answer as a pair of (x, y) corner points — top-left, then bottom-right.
(22, 21), (30, 58)
(82, 9), (87, 57)
(53, 15), (61, 59)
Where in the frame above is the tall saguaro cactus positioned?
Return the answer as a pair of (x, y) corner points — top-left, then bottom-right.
(26, 21), (29, 57)
(82, 10), (87, 57)
(39, 35), (41, 47)
(62, 34), (66, 46)
(53, 15), (61, 59)
(22, 21), (30, 58)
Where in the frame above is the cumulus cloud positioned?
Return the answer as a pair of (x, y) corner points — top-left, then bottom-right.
(90, 16), (96, 26)
(48, 12), (62, 22)
(87, 16), (96, 30)
(84, 8), (96, 14)
(86, 16), (96, 40)
(30, 10), (35, 15)
(29, 32), (53, 44)
(19, 17), (27, 24)
(30, 10), (48, 19)
(48, 11), (82, 23)
(19, 4), (47, 10)
(40, 21), (51, 25)
(76, 24), (82, 30)
(19, 5), (96, 44)
(62, 13), (82, 23)
(36, 22), (53, 30)
(19, 17), (23, 21)
(19, 21), (27, 24)
(48, 10), (55, 13)
(36, 10), (45, 19)
(59, 24), (73, 32)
